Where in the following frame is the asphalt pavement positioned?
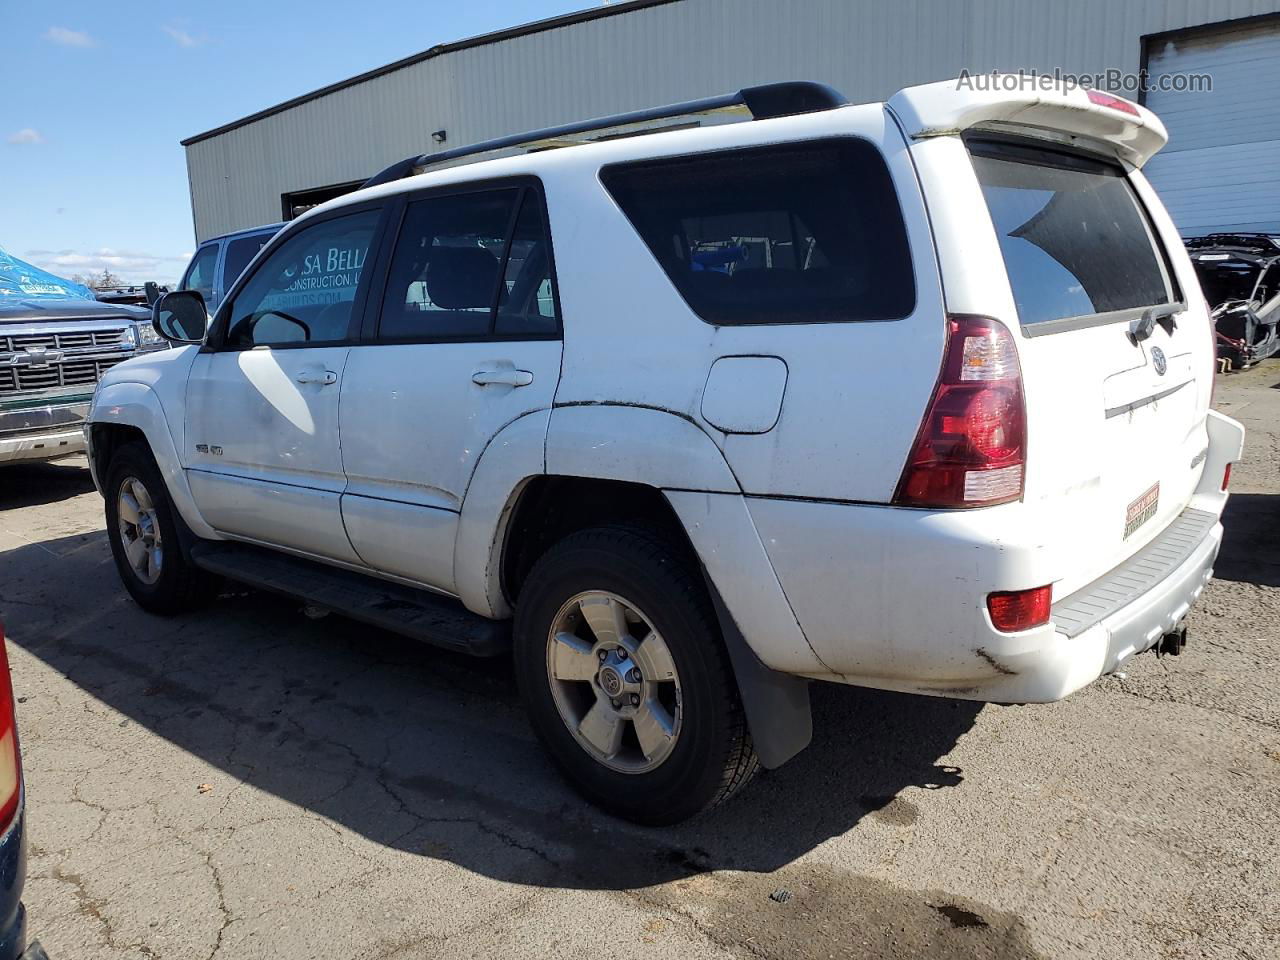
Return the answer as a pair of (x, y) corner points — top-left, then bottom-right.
(1, 362), (1277, 960)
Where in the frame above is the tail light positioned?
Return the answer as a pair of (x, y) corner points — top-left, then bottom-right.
(0, 625), (19, 831)
(894, 315), (1026, 508)
(987, 586), (1052, 632)
(1222, 463), (1232, 491)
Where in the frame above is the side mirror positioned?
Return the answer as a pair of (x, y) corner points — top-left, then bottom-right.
(152, 290), (208, 344)
(143, 281), (161, 306)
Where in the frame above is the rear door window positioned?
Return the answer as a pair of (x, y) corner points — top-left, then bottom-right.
(600, 139), (915, 325)
(376, 184), (560, 341)
(969, 139), (1176, 327)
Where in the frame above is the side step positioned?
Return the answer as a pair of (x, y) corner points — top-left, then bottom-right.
(189, 541), (510, 657)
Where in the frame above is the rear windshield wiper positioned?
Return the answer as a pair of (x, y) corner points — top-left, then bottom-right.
(1129, 302), (1183, 343)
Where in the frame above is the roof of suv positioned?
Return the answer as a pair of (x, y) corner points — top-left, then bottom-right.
(298, 97), (880, 230)
(291, 75), (1163, 235)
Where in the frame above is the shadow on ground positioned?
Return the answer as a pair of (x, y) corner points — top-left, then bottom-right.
(0, 460), (95, 510)
(1216, 493), (1280, 588)
(1, 530), (980, 894)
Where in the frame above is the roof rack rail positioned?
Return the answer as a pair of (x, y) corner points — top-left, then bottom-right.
(361, 80), (847, 189)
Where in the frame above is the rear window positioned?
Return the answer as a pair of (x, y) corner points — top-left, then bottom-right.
(222, 232), (275, 290)
(969, 139), (1175, 327)
(600, 139), (915, 325)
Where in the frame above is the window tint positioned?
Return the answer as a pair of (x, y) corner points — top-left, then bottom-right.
(222, 232), (275, 291)
(970, 141), (1173, 326)
(182, 244), (219, 303)
(600, 139), (915, 325)
(224, 210), (379, 349)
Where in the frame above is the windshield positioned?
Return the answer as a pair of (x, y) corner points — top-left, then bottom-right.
(970, 139), (1175, 327)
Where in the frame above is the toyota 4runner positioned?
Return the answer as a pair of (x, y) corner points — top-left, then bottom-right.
(87, 79), (1244, 824)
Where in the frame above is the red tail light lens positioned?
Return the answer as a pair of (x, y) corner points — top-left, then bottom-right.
(1086, 90), (1140, 116)
(0, 625), (18, 832)
(894, 315), (1026, 508)
(1221, 463), (1232, 491)
(987, 586), (1052, 632)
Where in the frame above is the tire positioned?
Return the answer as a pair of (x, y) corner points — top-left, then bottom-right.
(104, 441), (215, 615)
(514, 523), (757, 824)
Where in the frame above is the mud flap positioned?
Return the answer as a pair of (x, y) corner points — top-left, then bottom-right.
(704, 571), (812, 769)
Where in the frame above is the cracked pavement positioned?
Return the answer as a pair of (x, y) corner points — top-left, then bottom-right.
(1, 362), (1278, 959)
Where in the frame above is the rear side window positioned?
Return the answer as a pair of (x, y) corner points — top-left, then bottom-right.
(600, 139), (915, 325)
(970, 140), (1175, 327)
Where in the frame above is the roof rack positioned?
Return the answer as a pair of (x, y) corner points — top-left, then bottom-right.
(361, 80), (847, 189)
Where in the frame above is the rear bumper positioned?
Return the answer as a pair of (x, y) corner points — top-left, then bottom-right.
(0, 399), (90, 464)
(742, 411), (1245, 703)
(1054, 508), (1219, 673)
(751, 496), (1224, 702)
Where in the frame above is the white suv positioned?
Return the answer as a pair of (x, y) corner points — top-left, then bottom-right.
(87, 78), (1244, 824)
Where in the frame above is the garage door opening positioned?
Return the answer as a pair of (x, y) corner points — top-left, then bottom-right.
(281, 180), (367, 221)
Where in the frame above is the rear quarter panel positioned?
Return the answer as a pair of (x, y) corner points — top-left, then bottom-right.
(544, 105), (946, 503)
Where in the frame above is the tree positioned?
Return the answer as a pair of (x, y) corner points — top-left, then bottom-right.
(70, 269), (124, 289)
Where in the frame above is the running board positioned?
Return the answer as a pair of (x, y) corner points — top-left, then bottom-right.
(189, 541), (510, 657)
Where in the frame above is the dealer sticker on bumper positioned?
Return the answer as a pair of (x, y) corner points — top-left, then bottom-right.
(1124, 483), (1160, 539)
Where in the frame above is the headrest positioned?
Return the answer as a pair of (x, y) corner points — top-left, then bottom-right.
(426, 247), (500, 310)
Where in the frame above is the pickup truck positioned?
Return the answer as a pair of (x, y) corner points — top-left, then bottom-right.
(1, 249), (165, 466)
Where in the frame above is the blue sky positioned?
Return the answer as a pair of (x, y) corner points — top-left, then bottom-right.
(2, 0), (592, 284)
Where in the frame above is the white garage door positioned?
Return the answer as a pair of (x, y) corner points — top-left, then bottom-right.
(1143, 16), (1280, 237)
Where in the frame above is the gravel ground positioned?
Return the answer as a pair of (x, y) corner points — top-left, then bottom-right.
(0, 362), (1276, 960)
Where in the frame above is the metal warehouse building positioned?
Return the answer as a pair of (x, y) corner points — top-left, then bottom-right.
(182, 0), (1280, 244)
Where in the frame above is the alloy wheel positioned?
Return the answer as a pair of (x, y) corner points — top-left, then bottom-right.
(116, 476), (163, 585)
(545, 590), (683, 774)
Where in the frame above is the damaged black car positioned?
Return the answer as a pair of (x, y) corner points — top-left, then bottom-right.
(1185, 233), (1280, 369)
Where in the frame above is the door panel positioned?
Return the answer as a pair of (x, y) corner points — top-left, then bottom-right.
(339, 341), (562, 590)
(340, 495), (456, 589)
(184, 204), (386, 564)
(187, 471), (353, 561)
(186, 347), (360, 563)
(339, 182), (563, 592)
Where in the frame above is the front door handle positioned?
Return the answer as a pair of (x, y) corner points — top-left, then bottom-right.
(473, 369), (534, 387)
(296, 370), (338, 385)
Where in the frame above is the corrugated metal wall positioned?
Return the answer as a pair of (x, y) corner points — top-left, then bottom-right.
(184, 0), (1280, 242)
(1143, 16), (1280, 234)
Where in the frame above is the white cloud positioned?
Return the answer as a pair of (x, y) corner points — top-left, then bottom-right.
(23, 248), (192, 284)
(7, 129), (44, 145)
(161, 24), (204, 47)
(44, 26), (95, 47)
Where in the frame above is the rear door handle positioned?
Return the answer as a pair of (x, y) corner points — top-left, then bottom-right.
(296, 370), (338, 385)
(472, 369), (534, 387)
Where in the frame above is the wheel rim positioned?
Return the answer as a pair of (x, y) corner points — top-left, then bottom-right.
(116, 476), (163, 585)
(546, 590), (683, 774)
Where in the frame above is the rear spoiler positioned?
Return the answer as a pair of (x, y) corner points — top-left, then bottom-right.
(887, 77), (1168, 168)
